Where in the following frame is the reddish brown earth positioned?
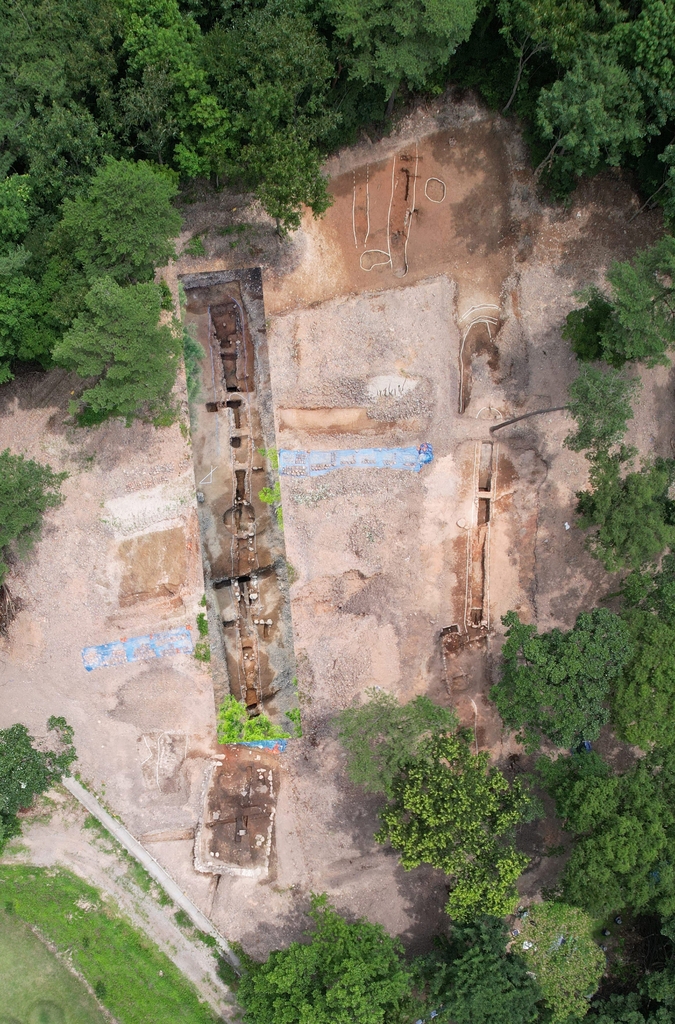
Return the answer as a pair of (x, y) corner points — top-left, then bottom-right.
(1, 91), (672, 961)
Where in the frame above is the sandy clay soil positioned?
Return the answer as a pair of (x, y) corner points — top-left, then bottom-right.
(2, 91), (675, 965)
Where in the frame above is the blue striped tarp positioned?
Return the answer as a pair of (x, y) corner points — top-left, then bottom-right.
(81, 627), (194, 671)
(279, 443), (433, 478)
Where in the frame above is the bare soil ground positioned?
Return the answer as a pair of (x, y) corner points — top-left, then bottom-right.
(1, 90), (673, 965)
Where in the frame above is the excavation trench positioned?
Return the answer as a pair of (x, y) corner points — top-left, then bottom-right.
(179, 269), (298, 729)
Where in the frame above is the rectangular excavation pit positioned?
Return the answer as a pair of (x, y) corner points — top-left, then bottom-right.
(477, 497), (491, 525)
(180, 268), (299, 750)
(478, 442), (493, 492)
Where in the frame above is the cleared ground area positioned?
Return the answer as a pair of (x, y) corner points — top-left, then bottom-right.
(1, 94), (673, 960)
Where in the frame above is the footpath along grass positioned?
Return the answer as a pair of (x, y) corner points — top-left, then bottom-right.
(0, 911), (107, 1023)
(0, 865), (219, 1024)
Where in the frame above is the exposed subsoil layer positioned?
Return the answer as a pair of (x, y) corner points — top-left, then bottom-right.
(263, 123), (513, 317)
(1, 93), (673, 963)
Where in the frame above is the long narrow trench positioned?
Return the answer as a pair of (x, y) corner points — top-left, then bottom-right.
(181, 271), (298, 728)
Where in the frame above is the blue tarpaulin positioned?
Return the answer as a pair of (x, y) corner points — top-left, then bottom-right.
(82, 627), (194, 671)
(235, 740), (288, 752)
(279, 443), (433, 478)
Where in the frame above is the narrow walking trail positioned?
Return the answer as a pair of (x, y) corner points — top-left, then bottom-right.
(62, 776), (240, 970)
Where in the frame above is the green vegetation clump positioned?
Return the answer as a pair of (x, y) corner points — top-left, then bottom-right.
(562, 288), (614, 363)
(564, 238), (675, 367)
(0, 717), (76, 852)
(538, 747), (675, 918)
(416, 915), (541, 1024)
(285, 707), (302, 737)
(564, 365), (640, 457)
(54, 276), (182, 423)
(520, 902), (605, 1024)
(0, 865), (218, 1024)
(575, 453), (675, 571)
(196, 612), (208, 637)
(337, 690), (458, 797)
(216, 695), (290, 744)
(236, 893), (415, 1024)
(0, 449), (67, 587)
(337, 692), (538, 920)
(490, 608), (633, 751)
(258, 479), (283, 528)
(194, 640), (211, 663)
(183, 234), (206, 258)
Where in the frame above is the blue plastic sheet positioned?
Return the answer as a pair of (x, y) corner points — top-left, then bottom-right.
(81, 627), (194, 671)
(234, 739), (288, 752)
(279, 443), (433, 478)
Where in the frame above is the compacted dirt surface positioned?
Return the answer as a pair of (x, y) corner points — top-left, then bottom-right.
(2, 91), (674, 965)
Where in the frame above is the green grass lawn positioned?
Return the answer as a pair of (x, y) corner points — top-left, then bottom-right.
(0, 866), (219, 1024)
(0, 910), (107, 1024)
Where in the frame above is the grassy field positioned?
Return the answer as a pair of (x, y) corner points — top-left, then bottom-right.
(0, 866), (219, 1024)
(0, 911), (107, 1024)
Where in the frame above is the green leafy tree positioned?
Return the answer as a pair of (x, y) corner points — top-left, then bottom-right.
(565, 365), (640, 457)
(563, 287), (615, 363)
(491, 608), (633, 751)
(538, 748), (675, 918)
(535, 50), (646, 180)
(55, 158), (181, 284)
(119, 64), (181, 165)
(337, 690), (458, 797)
(0, 718), (76, 852)
(376, 732), (536, 920)
(616, 0), (675, 134)
(566, 238), (675, 367)
(199, 9), (335, 230)
(236, 893), (417, 1024)
(576, 453), (675, 571)
(491, 365), (638, 457)
(417, 915), (541, 1024)
(601, 236), (675, 366)
(216, 695), (290, 744)
(0, 0), (120, 208)
(0, 176), (59, 380)
(0, 449), (67, 587)
(323, 0), (481, 111)
(519, 901), (605, 1023)
(248, 131), (332, 234)
(53, 277), (181, 421)
(498, 0), (617, 113)
(587, 991), (675, 1023)
(622, 553), (675, 625)
(611, 612), (675, 750)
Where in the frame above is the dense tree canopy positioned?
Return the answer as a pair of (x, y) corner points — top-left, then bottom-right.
(376, 732), (536, 920)
(490, 608), (633, 751)
(519, 901), (605, 1023)
(236, 894), (416, 1024)
(0, 449), (67, 587)
(538, 748), (675, 918)
(565, 366), (640, 457)
(337, 693), (535, 920)
(564, 237), (675, 367)
(53, 277), (181, 420)
(576, 453), (675, 572)
(55, 158), (181, 284)
(0, 718), (76, 852)
(417, 916), (542, 1024)
(323, 0), (480, 102)
(612, 612), (675, 750)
